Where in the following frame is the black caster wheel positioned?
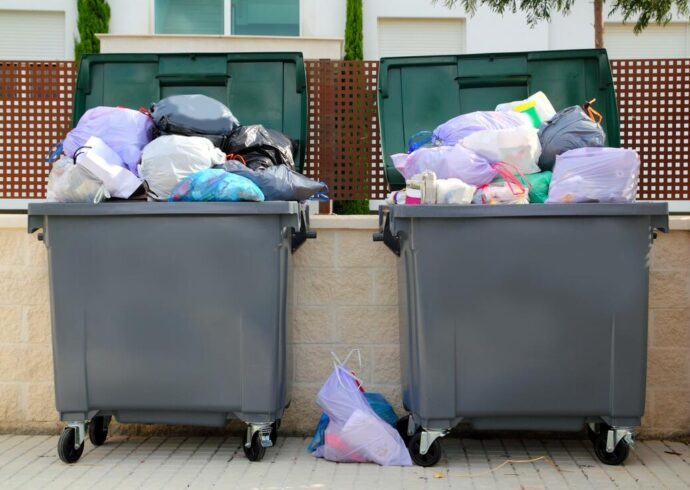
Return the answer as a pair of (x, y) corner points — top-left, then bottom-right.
(593, 430), (630, 465)
(408, 431), (442, 467)
(58, 427), (84, 464)
(242, 430), (266, 462)
(88, 416), (110, 446)
(396, 416), (412, 444)
(270, 422), (278, 446)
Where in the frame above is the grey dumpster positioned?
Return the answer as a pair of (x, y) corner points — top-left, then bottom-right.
(28, 52), (314, 464)
(373, 49), (670, 467)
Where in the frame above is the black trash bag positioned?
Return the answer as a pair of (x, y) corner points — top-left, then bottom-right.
(150, 94), (240, 149)
(537, 106), (606, 171)
(224, 125), (297, 170)
(219, 160), (326, 201)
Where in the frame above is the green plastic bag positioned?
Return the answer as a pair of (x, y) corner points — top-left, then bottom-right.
(492, 171), (552, 204)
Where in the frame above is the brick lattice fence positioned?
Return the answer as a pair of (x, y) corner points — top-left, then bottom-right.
(0, 59), (688, 201)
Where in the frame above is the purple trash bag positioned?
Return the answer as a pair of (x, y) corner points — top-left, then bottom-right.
(433, 110), (531, 146)
(546, 147), (640, 203)
(314, 365), (412, 466)
(391, 144), (497, 186)
(63, 107), (154, 176)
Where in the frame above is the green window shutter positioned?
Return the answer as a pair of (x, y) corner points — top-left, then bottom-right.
(231, 0), (299, 36)
(155, 0), (224, 35)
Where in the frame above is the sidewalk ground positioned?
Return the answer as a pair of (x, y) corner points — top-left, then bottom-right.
(0, 434), (688, 489)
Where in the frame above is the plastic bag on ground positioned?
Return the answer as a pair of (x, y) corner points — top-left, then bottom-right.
(74, 136), (142, 199)
(538, 106), (606, 170)
(496, 91), (556, 126)
(462, 126), (542, 175)
(46, 156), (109, 203)
(220, 160), (326, 201)
(139, 135), (227, 200)
(391, 144), (496, 186)
(63, 106), (154, 175)
(308, 392), (399, 454)
(169, 168), (264, 202)
(151, 94), (240, 149)
(224, 125), (297, 170)
(546, 147), (640, 204)
(314, 365), (411, 466)
(492, 171), (552, 204)
(433, 111), (531, 146)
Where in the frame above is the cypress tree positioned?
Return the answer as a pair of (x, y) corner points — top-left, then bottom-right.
(75, 0), (111, 61)
(344, 0), (363, 60)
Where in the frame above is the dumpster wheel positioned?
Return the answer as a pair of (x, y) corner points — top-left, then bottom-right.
(242, 429), (266, 462)
(408, 431), (442, 467)
(593, 430), (630, 465)
(88, 416), (111, 446)
(58, 427), (84, 464)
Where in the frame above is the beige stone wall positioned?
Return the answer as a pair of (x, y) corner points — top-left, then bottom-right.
(0, 218), (688, 438)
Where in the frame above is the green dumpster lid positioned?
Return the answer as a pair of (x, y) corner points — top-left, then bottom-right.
(378, 49), (620, 190)
(74, 52), (308, 172)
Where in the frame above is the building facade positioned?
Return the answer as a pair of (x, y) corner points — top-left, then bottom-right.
(1, 0), (689, 60)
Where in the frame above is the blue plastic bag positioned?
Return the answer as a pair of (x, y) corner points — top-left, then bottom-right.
(307, 392), (399, 453)
(169, 168), (264, 202)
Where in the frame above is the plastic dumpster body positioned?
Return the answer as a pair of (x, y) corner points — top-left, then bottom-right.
(28, 53), (313, 463)
(374, 49), (669, 467)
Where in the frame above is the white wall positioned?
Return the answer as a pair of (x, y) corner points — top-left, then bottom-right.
(0, 0), (77, 59)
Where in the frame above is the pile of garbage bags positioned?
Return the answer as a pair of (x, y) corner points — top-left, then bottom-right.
(47, 95), (326, 203)
(389, 91), (639, 205)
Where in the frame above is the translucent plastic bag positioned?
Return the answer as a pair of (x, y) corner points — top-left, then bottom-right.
(546, 147), (640, 203)
(492, 171), (552, 204)
(63, 106), (154, 175)
(462, 126), (542, 175)
(433, 111), (531, 146)
(46, 156), (109, 203)
(169, 168), (264, 202)
(314, 354), (411, 466)
(140, 135), (227, 200)
(391, 144), (496, 186)
(496, 91), (556, 126)
(538, 106), (606, 170)
(473, 182), (529, 205)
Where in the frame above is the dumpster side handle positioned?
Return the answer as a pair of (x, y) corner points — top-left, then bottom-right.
(373, 212), (401, 256)
(28, 215), (44, 241)
(291, 209), (316, 253)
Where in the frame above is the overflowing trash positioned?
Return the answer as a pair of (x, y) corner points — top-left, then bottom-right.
(63, 106), (154, 175)
(47, 95), (325, 204)
(169, 168), (264, 202)
(546, 147), (640, 203)
(388, 91), (640, 205)
(538, 105), (606, 170)
(151, 94), (240, 149)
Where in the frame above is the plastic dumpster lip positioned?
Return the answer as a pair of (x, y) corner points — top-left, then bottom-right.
(383, 203), (668, 222)
(27, 201), (303, 235)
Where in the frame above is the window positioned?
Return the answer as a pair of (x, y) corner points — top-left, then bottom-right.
(155, 0), (224, 35)
(378, 18), (465, 57)
(231, 0), (299, 36)
(604, 23), (689, 59)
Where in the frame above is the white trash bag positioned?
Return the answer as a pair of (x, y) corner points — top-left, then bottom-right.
(462, 126), (542, 175)
(314, 352), (412, 466)
(75, 136), (142, 199)
(46, 156), (109, 203)
(139, 135), (226, 200)
(546, 147), (640, 203)
(436, 178), (476, 205)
